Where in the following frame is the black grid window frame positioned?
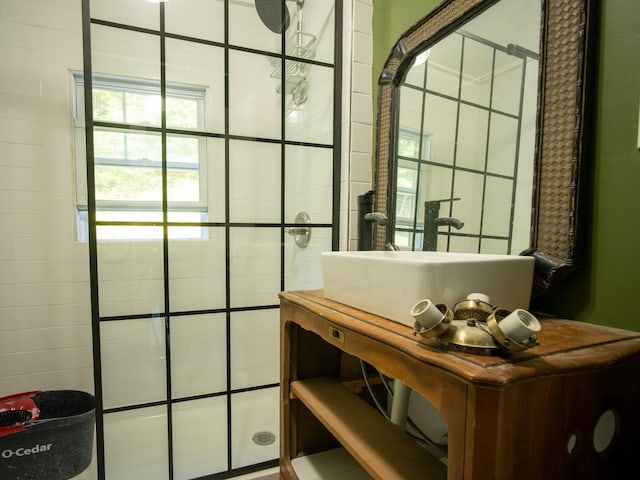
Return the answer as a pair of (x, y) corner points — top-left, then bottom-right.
(81, 1), (342, 479)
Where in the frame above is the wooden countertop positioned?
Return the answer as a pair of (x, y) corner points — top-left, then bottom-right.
(279, 289), (640, 386)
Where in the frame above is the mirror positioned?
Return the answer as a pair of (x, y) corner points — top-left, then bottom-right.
(374, 0), (595, 305)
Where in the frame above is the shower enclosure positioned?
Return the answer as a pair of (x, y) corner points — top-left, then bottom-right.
(79, 0), (341, 478)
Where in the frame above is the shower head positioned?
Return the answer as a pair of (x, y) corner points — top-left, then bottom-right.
(255, 0), (290, 33)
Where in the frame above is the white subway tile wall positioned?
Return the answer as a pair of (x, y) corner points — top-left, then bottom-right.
(100, 318), (167, 409)
(229, 140), (281, 224)
(228, 0), (281, 55)
(0, 1), (373, 479)
(343, 0), (374, 251)
(168, 229), (227, 312)
(97, 233), (165, 317)
(166, 0), (225, 44)
(285, 144), (334, 224)
(284, 63), (335, 145)
(230, 309), (279, 390)
(285, 227), (333, 292)
(91, 24), (161, 80)
(0, 2), (96, 477)
(228, 50), (282, 140)
(229, 227), (282, 308)
(165, 38), (226, 134)
(170, 314), (227, 398)
(89, 0), (159, 31)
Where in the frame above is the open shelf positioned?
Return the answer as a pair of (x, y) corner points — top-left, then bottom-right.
(290, 377), (447, 480)
(291, 447), (372, 479)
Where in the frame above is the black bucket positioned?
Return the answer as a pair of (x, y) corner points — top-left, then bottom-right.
(0, 390), (95, 480)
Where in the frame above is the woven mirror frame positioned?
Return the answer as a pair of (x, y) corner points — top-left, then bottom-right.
(373, 0), (595, 305)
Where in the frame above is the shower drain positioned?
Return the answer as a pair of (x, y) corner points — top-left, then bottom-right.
(252, 431), (276, 446)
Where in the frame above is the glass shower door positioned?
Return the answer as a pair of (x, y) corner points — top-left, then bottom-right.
(81, 0), (340, 478)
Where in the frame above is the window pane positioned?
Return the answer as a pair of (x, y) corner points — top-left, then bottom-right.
(94, 89), (124, 122)
(398, 137), (420, 158)
(397, 164), (418, 190)
(95, 165), (162, 202)
(125, 91), (161, 126)
(167, 136), (198, 166)
(167, 97), (198, 129)
(396, 192), (416, 222)
(127, 132), (162, 163)
(94, 130), (125, 159)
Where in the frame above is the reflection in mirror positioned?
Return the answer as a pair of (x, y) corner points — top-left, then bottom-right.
(391, 0), (540, 254)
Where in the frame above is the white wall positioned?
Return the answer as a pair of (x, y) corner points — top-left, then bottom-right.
(0, 1), (93, 478)
(0, 0), (92, 396)
(341, 0), (374, 251)
(0, 0), (371, 478)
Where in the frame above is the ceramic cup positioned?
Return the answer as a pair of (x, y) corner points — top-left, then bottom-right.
(411, 299), (443, 330)
(498, 308), (541, 343)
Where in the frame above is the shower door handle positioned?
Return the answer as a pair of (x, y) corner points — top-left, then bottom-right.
(286, 211), (312, 248)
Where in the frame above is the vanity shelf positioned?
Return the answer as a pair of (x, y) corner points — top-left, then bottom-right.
(290, 377), (446, 479)
(280, 289), (640, 480)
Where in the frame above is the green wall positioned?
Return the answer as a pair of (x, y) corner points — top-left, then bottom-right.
(372, 0), (442, 84)
(372, 0), (640, 332)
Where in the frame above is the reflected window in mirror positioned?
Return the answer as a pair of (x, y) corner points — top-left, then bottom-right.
(391, 0), (541, 255)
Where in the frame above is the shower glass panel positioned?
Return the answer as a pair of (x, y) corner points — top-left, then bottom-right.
(165, 39), (225, 134)
(228, 0), (281, 54)
(96, 228), (164, 317)
(228, 50), (282, 140)
(90, 0), (159, 30)
(103, 406), (170, 479)
(284, 63), (334, 144)
(284, 144), (333, 223)
(168, 227), (227, 312)
(230, 309), (280, 390)
(170, 314), (227, 398)
(165, 0), (225, 43)
(229, 140), (281, 223)
(100, 317), (167, 409)
(82, 1), (340, 479)
(172, 397), (228, 479)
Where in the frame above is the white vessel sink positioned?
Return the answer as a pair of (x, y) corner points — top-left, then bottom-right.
(321, 251), (535, 327)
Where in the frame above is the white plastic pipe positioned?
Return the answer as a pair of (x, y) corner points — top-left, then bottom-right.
(390, 380), (412, 431)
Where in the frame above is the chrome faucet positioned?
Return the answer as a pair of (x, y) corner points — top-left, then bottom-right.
(423, 198), (464, 251)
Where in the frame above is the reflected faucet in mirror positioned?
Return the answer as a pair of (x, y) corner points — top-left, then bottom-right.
(423, 198), (464, 251)
(358, 190), (390, 250)
(364, 212), (388, 226)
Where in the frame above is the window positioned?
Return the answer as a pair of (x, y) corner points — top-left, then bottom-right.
(394, 129), (431, 249)
(72, 73), (208, 240)
(395, 128), (430, 225)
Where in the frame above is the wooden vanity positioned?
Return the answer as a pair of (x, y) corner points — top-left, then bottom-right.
(279, 290), (640, 480)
